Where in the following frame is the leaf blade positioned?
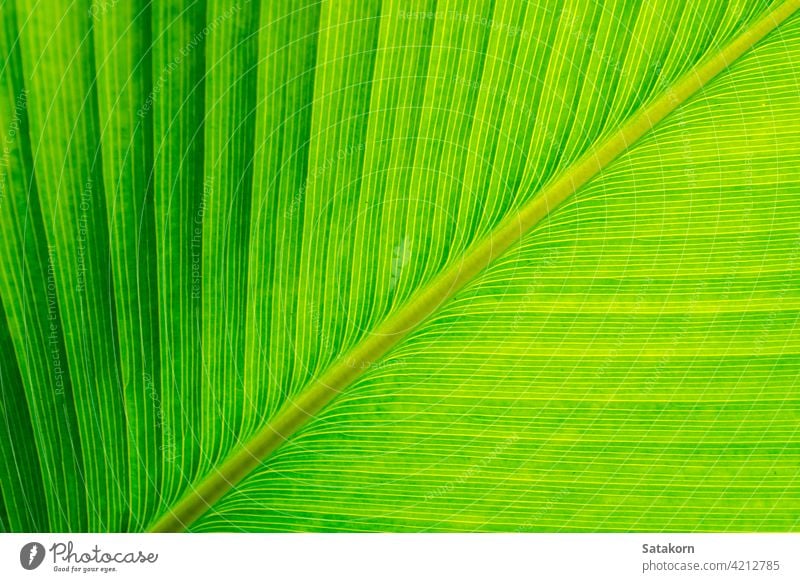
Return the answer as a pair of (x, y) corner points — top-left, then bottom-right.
(153, 0), (800, 531)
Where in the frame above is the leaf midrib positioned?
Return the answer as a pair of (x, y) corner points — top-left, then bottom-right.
(149, 0), (800, 532)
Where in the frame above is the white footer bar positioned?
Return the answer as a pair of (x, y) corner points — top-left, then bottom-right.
(1, 533), (797, 581)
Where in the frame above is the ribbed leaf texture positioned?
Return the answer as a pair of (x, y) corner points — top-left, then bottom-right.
(1, 0), (799, 532)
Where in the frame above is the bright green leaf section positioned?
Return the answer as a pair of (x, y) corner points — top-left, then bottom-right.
(0, 296), (48, 531)
(1, 0), (798, 532)
(194, 7), (800, 532)
(245, 0), (321, 424)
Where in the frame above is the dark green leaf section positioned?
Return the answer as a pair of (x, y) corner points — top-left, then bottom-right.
(151, 0), (206, 507)
(199, 0), (261, 473)
(0, 485), (7, 532)
(16, 0), (127, 531)
(93, 0), (161, 532)
(0, 296), (47, 531)
(0, 0), (85, 531)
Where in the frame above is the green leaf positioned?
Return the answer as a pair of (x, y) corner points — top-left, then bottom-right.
(10, 0), (127, 531)
(0, 0), (84, 531)
(1, 0), (799, 533)
(150, 0), (205, 509)
(93, 0), (161, 532)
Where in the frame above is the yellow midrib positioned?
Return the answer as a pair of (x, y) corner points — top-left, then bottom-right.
(150, 0), (800, 532)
